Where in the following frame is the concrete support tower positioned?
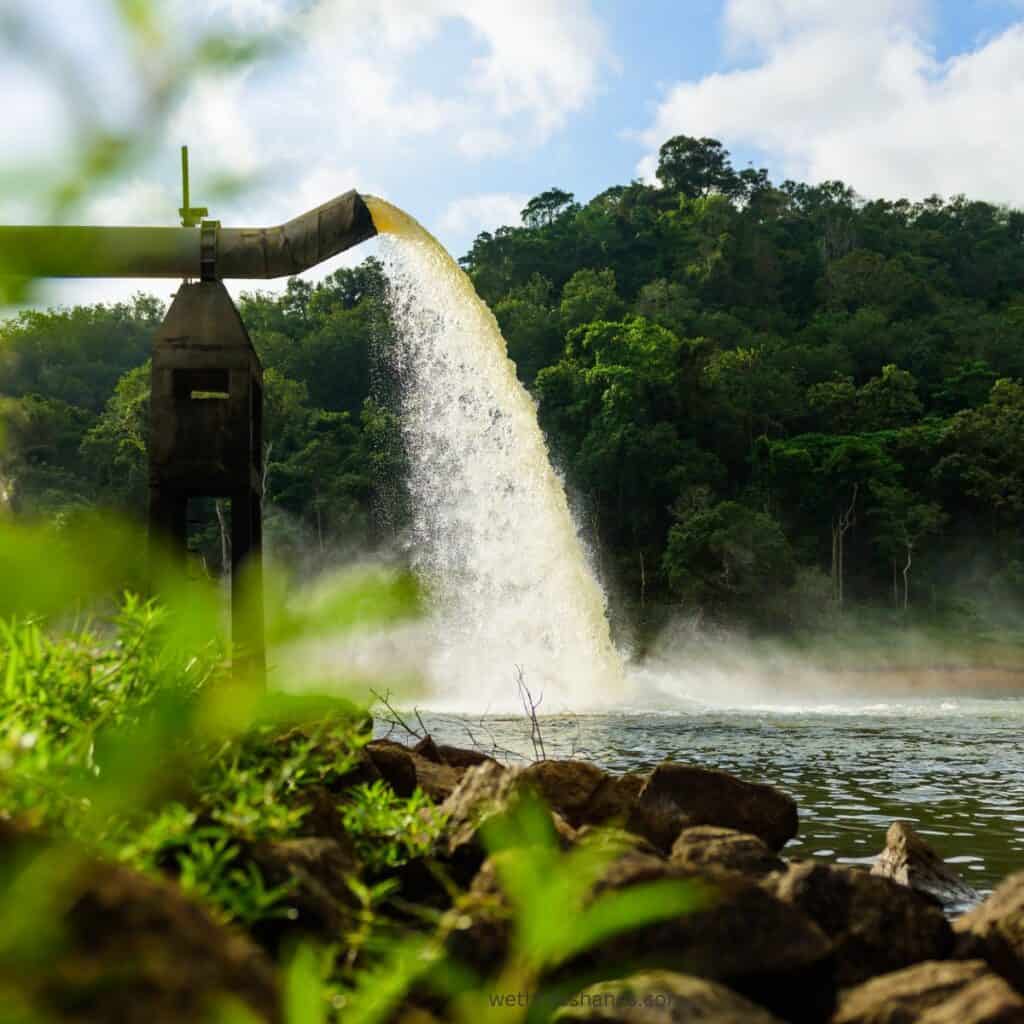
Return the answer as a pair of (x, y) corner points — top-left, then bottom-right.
(148, 280), (265, 682)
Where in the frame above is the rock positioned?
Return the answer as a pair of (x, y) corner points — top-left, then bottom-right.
(765, 860), (952, 988)
(669, 826), (786, 879)
(832, 959), (1024, 1024)
(554, 971), (785, 1023)
(248, 836), (359, 950)
(872, 821), (981, 912)
(588, 772), (647, 825)
(41, 860), (279, 1024)
(954, 871), (1024, 993)
(918, 974), (1024, 1023)
(294, 783), (357, 843)
(438, 761), (573, 883)
(574, 854), (835, 1024)
(413, 734), (443, 763)
(520, 760), (609, 826)
(437, 744), (497, 768)
(628, 762), (798, 853)
(409, 751), (462, 802)
(365, 739), (462, 802)
(574, 825), (661, 859)
(443, 853), (516, 975)
(366, 739), (418, 797)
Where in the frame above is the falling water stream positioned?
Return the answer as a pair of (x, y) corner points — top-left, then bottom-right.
(365, 197), (623, 710)
(354, 198), (1024, 892)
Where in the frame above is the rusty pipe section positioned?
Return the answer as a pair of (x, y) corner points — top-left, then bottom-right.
(0, 190), (377, 280)
(217, 190), (376, 278)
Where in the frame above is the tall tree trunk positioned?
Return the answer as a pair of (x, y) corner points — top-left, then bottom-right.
(831, 483), (858, 610)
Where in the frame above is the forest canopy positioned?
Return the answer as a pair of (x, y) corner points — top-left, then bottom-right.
(4, 134), (1024, 639)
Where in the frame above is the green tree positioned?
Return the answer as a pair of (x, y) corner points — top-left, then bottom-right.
(856, 364), (924, 431)
(559, 268), (625, 332)
(663, 501), (795, 622)
(655, 136), (739, 199)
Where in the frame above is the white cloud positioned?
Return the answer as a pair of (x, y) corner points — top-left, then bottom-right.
(223, 0), (611, 160)
(638, 0), (1024, 206)
(84, 179), (177, 226)
(437, 193), (527, 236)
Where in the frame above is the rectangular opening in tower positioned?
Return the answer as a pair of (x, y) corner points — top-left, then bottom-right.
(174, 368), (230, 400)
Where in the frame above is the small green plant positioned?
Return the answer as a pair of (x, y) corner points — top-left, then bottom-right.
(177, 835), (296, 927)
(340, 780), (447, 872)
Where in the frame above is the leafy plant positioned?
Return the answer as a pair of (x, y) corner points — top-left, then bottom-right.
(340, 780), (446, 872)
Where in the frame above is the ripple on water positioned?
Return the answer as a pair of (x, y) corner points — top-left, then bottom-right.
(407, 696), (1024, 890)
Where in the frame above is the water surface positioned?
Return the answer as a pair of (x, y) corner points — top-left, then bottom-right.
(414, 696), (1024, 894)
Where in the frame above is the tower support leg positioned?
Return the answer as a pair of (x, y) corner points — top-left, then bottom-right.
(231, 487), (265, 686)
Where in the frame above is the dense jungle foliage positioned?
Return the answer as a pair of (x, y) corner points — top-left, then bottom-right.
(5, 135), (1024, 638)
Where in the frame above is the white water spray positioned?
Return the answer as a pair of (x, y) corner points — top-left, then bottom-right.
(365, 197), (623, 710)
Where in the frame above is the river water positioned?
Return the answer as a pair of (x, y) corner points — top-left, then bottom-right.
(414, 695), (1024, 894)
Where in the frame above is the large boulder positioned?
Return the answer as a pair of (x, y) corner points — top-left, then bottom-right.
(954, 871), (1024, 993)
(628, 763), (798, 853)
(366, 738), (463, 802)
(670, 826), (786, 879)
(570, 853), (835, 1024)
(765, 860), (953, 988)
(520, 760), (609, 826)
(35, 860), (279, 1023)
(437, 744), (500, 768)
(832, 959), (1024, 1024)
(554, 971), (785, 1023)
(519, 760), (650, 835)
(437, 761), (574, 883)
(365, 739), (418, 796)
(247, 836), (359, 951)
(872, 821), (981, 913)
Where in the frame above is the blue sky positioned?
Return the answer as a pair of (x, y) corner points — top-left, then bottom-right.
(4, 0), (1024, 308)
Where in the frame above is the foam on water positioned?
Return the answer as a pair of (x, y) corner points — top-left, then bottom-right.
(364, 196), (624, 710)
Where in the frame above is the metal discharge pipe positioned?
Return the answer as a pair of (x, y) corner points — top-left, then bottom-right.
(0, 190), (377, 280)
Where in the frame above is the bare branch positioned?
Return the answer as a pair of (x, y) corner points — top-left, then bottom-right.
(369, 687), (423, 741)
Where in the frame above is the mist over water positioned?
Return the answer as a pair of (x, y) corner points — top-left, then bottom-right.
(365, 196), (623, 711)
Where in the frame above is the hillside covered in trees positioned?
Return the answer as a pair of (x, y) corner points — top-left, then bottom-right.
(4, 135), (1024, 642)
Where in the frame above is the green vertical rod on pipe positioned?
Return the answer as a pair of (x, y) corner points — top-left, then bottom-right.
(180, 146), (190, 227)
(181, 146), (189, 223)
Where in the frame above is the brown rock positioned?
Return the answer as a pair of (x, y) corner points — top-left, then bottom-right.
(437, 744), (497, 768)
(366, 739), (418, 797)
(670, 826), (786, 879)
(365, 739), (462, 801)
(554, 971), (785, 1023)
(443, 853), (516, 975)
(248, 836), (359, 950)
(629, 763), (798, 853)
(872, 821), (980, 912)
(294, 783), (354, 843)
(832, 959), (1022, 1024)
(766, 860), (952, 988)
(438, 761), (573, 882)
(587, 772), (647, 825)
(577, 856), (835, 1024)
(43, 860), (279, 1024)
(412, 734), (443, 763)
(574, 825), (661, 859)
(918, 973), (1024, 1023)
(409, 751), (462, 802)
(954, 871), (1024, 993)
(520, 759), (608, 827)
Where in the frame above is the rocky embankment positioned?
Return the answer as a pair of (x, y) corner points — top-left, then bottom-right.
(3, 733), (1024, 1023)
